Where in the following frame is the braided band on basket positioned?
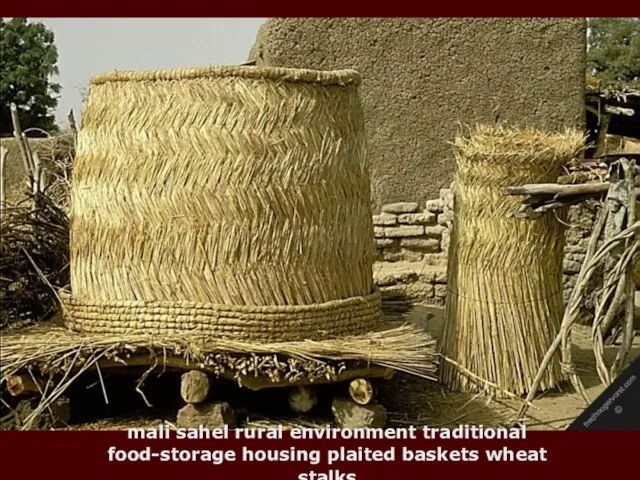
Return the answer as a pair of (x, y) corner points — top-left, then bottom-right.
(61, 289), (381, 341)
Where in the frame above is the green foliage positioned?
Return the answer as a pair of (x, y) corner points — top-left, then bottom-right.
(587, 18), (640, 87)
(0, 18), (61, 136)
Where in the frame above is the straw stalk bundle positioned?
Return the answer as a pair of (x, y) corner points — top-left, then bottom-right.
(440, 125), (584, 396)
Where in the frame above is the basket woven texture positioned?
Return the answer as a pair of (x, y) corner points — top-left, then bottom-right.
(63, 65), (381, 341)
(440, 125), (584, 396)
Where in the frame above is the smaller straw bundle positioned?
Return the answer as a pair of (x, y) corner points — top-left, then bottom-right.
(441, 125), (584, 397)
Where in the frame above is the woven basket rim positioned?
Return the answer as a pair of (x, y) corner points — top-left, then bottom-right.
(90, 65), (362, 87)
(59, 288), (380, 313)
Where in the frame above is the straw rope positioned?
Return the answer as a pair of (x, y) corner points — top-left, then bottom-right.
(90, 65), (361, 86)
(60, 290), (381, 340)
(440, 125), (584, 397)
(65, 66), (379, 339)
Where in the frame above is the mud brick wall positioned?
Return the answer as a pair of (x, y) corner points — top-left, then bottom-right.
(373, 187), (454, 263)
(373, 187), (601, 312)
(249, 18), (587, 212)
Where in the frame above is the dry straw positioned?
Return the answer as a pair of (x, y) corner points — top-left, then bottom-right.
(64, 65), (381, 340)
(440, 124), (584, 397)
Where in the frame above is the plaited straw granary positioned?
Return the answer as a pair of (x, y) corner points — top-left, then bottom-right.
(440, 125), (584, 397)
(62, 65), (381, 341)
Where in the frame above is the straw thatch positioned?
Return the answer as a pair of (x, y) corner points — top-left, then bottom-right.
(64, 65), (380, 340)
(0, 318), (437, 429)
(440, 125), (584, 397)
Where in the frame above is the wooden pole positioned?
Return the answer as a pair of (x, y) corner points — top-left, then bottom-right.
(594, 112), (611, 158)
(10, 103), (35, 192)
(68, 109), (78, 137)
(503, 178), (640, 198)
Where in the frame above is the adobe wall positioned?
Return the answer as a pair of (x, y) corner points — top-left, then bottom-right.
(249, 18), (587, 212)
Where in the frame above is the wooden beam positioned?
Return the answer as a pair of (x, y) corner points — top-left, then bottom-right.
(99, 355), (395, 390)
(4, 355), (396, 394)
(348, 378), (374, 405)
(503, 177), (640, 198)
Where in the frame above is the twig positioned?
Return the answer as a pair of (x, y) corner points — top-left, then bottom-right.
(440, 355), (536, 408)
(94, 360), (109, 405)
(135, 358), (158, 408)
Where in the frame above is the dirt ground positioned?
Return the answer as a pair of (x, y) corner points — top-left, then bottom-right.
(378, 301), (640, 431)
(59, 300), (639, 432)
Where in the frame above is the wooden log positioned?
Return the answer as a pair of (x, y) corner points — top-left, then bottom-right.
(288, 386), (317, 413)
(6, 375), (41, 396)
(180, 370), (210, 404)
(348, 378), (374, 405)
(93, 355), (395, 391)
(7, 355), (396, 396)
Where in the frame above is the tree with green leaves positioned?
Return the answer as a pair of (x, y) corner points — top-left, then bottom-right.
(0, 18), (61, 136)
(587, 18), (640, 87)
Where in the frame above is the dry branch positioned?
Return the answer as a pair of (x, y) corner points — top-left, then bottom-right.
(0, 193), (69, 329)
(504, 175), (639, 218)
(504, 177), (640, 197)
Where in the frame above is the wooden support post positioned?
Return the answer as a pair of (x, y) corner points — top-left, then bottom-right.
(288, 386), (317, 413)
(6, 375), (42, 397)
(594, 112), (611, 158)
(348, 378), (374, 405)
(180, 370), (211, 404)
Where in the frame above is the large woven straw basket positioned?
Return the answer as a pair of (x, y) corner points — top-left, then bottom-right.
(62, 65), (381, 341)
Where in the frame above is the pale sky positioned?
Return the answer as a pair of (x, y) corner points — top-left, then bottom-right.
(30, 18), (266, 128)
